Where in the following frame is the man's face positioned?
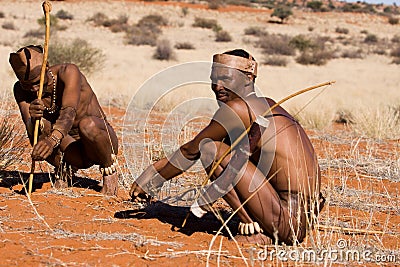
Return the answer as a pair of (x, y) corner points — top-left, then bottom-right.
(210, 66), (248, 103)
(19, 72), (47, 92)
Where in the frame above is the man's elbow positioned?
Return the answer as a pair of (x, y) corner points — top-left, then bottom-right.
(180, 143), (200, 161)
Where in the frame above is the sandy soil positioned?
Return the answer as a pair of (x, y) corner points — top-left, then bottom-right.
(0, 1), (399, 266)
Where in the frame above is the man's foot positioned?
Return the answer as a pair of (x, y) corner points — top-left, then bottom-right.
(233, 233), (272, 245)
(100, 173), (118, 196)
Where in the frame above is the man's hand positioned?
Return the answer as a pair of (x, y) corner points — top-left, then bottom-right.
(29, 99), (45, 120)
(129, 182), (151, 203)
(31, 136), (56, 161)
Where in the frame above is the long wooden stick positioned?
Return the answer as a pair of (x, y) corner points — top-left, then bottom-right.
(181, 80), (335, 227)
(27, 1), (52, 196)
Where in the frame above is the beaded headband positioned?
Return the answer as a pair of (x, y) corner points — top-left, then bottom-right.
(212, 53), (258, 77)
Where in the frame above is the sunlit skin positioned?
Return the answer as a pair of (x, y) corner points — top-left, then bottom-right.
(11, 49), (120, 195)
(130, 55), (322, 245)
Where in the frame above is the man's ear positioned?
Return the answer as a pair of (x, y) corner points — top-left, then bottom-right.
(244, 74), (254, 87)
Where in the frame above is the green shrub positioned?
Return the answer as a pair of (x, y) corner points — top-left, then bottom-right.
(271, 6), (293, 23)
(307, 1), (323, 12)
(49, 38), (105, 74)
(192, 17), (220, 31)
(174, 42), (195, 50)
(153, 39), (175, 61)
(289, 35), (314, 52)
(364, 34), (378, 43)
(56, 9), (73, 20)
(215, 30), (232, 42)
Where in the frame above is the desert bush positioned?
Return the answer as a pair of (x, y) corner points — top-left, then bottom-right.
(263, 55), (288, 66)
(257, 33), (295, 56)
(307, 1), (323, 12)
(181, 7), (189, 17)
(352, 105), (400, 139)
(334, 109), (354, 124)
(392, 35), (400, 43)
(308, 26), (314, 32)
(335, 27), (349, 34)
(125, 25), (159, 46)
(208, 0), (222, 10)
(392, 57), (400, 64)
(390, 46), (400, 58)
(138, 14), (168, 28)
(0, 96), (24, 171)
(244, 26), (265, 36)
(360, 29), (369, 35)
(296, 49), (334, 65)
(23, 29), (44, 39)
(192, 17), (221, 31)
(56, 9), (73, 20)
(271, 6), (293, 23)
(153, 39), (175, 61)
(2, 22), (15, 30)
(0, 11), (4, 18)
(341, 49), (363, 59)
(289, 35), (314, 52)
(364, 33), (378, 43)
(49, 38), (105, 74)
(87, 12), (108, 26)
(215, 30), (232, 42)
(388, 16), (399, 25)
(37, 14), (58, 28)
(174, 42), (195, 50)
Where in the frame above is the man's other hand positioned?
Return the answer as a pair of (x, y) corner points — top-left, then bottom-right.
(129, 182), (150, 203)
(31, 137), (55, 161)
(29, 99), (45, 120)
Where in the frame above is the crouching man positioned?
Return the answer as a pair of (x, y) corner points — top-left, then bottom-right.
(130, 49), (324, 244)
(9, 45), (119, 195)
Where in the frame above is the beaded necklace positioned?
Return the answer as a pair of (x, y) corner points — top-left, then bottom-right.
(45, 69), (58, 114)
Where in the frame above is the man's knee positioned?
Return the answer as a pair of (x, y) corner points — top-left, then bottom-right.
(78, 117), (97, 138)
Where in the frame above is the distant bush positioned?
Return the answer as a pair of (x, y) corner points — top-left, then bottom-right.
(335, 27), (349, 34)
(263, 55), (288, 66)
(192, 17), (221, 31)
(2, 22), (15, 30)
(208, 0), (222, 10)
(23, 29), (43, 39)
(56, 9), (73, 20)
(296, 49), (334, 66)
(388, 16), (399, 25)
(244, 26), (265, 36)
(334, 109), (354, 124)
(307, 1), (323, 12)
(364, 34), (378, 43)
(125, 25), (159, 46)
(174, 42), (195, 50)
(49, 38), (105, 74)
(181, 7), (189, 17)
(271, 6), (293, 23)
(289, 35), (314, 52)
(215, 30), (232, 42)
(360, 29), (369, 35)
(87, 12), (108, 26)
(257, 33), (295, 56)
(341, 49), (363, 59)
(153, 39), (175, 61)
(37, 14), (59, 28)
(137, 14), (168, 28)
(392, 35), (400, 43)
(0, 11), (4, 18)
(390, 46), (400, 58)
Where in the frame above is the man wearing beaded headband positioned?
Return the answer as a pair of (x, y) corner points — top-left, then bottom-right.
(9, 45), (119, 196)
(130, 49), (324, 245)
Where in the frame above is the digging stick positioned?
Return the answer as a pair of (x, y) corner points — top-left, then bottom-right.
(27, 1), (52, 196)
(181, 80), (335, 227)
